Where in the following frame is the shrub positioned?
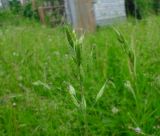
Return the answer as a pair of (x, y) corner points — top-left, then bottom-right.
(135, 0), (153, 16)
(23, 2), (39, 20)
(125, 0), (142, 19)
(9, 0), (21, 14)
(125, 0), (158, 18)
(153, 0), (160, 14)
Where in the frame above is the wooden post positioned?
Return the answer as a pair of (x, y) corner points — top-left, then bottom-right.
(38, 7), (46, 24)
(32, 0), (36, 10)
(76, 0), (95, 32)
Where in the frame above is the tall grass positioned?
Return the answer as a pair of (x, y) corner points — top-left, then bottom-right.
(0, 13), (160, 135)
(65, 27), (111, 135)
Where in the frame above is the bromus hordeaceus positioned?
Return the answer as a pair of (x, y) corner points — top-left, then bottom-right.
(113, 27), (137, 101)
(65, 27), (114, 135)
(113, 27), (147, 135)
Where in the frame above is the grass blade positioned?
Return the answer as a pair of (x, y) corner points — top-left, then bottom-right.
(65, 27), (75, 49)
(124, 81), (137, 102)
(81, 95), (87, 110)
(96, 80), (107, 103)
(32, 80), (51, 90)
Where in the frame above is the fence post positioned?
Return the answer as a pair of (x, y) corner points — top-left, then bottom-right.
(32, 0), (36, 10)
(38, 7), (46, 24)
(76, 0), (96, 32)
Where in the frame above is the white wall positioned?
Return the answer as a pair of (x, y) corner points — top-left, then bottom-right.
(0, 0), (2, 7)
(94, 0), (126, 25)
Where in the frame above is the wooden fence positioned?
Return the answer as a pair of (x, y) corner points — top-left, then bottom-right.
(38, 5), (65, 26)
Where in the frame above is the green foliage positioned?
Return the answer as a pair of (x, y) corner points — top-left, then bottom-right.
(8, 0), (39, 20)
(0, 13), (160, 135)
(135, 0), (153, 16)
(39, 0), (63, 4)
(9, 0), (21, 13)
(23, 3), (39, 20)
(153, 0), (160, 14)
(126, 0), (160, 17)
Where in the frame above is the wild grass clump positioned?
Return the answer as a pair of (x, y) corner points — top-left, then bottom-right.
(0, 13), (160, 135)
(65, 27), (113, 135)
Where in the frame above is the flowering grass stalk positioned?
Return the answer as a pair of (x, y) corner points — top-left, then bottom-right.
(65, 27), (113, 135)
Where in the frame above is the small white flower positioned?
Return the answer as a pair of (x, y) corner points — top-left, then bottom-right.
(111, 107), (119, 114)
(134, 127), (141, 134)
(13, 52), (19, 57)
(12, 102), (17, 107)
(153, 125), (160, 129)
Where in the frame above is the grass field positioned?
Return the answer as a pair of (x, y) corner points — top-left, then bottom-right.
(0, 12), (160, 136)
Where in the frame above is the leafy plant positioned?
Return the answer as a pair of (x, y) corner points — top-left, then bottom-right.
(153, 0), (160, 14)
(23, 2), (39, 20)
(9, 0), (21, 14)
(135, 0), (153, 16)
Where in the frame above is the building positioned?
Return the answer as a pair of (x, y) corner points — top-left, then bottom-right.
(65, 0), (126, 31)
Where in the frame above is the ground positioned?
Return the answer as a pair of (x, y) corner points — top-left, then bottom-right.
(0, 12), (160, 136)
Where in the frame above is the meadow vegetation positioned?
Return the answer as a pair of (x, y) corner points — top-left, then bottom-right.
(0, 12), (160, 135)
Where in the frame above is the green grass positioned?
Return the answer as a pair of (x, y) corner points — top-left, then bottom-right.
(0, 12), (160, 136)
